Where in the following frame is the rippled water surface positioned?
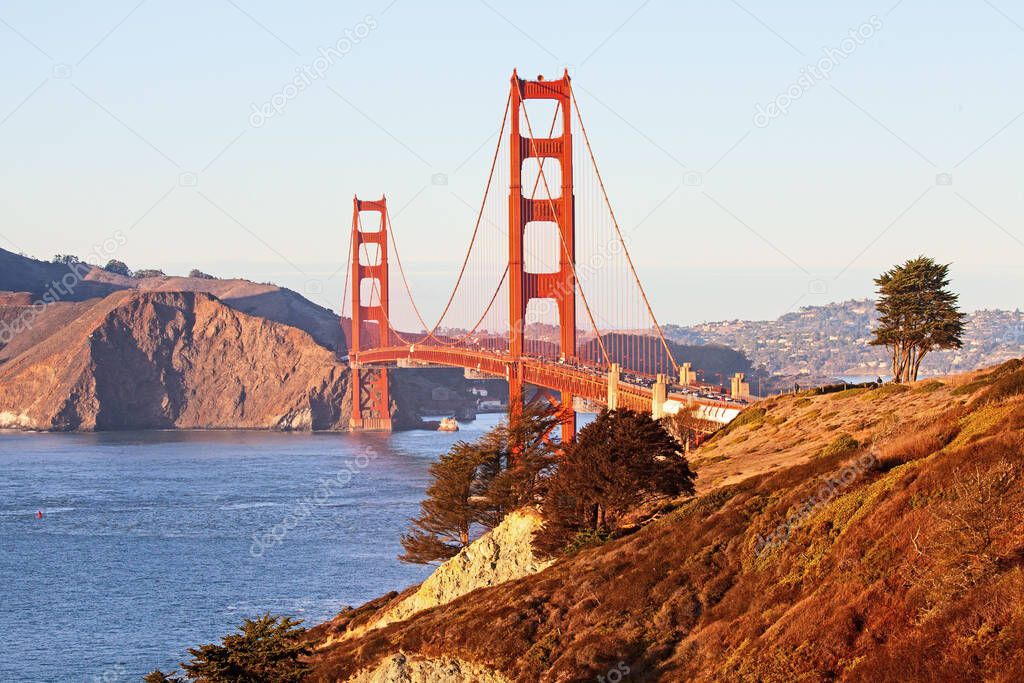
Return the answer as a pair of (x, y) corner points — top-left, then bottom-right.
(0, 417), (501, 682)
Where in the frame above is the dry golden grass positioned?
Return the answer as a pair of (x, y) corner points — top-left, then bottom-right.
(305, 359), (1024, 683)
(689, 368), (1003, 492)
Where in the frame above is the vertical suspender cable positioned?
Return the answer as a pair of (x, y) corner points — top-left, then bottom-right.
(517, 79), (610, 368)
(569, 86), (678, 376)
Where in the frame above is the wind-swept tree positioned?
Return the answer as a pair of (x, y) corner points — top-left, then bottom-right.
(399, 404), (561, 565)
(473, 403), (561, 526)
(399, 439), (492, 564)
(870, 256), (965, 383)
(534, 409), (696, 556)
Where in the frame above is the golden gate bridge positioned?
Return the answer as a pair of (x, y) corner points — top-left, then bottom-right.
(341, 70), (750, 439)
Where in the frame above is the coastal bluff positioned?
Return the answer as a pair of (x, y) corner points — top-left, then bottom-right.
(0, 290), (352, 431)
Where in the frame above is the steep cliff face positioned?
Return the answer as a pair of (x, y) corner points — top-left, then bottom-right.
(0, 290), (351, 431)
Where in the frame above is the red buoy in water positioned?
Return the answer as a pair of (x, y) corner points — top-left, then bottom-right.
(36, 511), (42, 519)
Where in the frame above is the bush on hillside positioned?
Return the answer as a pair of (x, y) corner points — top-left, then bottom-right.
(102, 259), (132, 277)
(147, 613), (309, 683)
(134, 269), (166, 279)
(817, 433), (860, 460)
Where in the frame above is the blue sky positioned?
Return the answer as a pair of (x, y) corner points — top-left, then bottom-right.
(1, 0), (1022, 324)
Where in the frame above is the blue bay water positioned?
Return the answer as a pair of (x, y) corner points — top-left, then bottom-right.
(0, 416), (501, 682)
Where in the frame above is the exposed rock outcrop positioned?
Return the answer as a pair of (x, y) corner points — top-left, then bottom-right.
(355, 509), (550, 637)
(0, 290), (351, 431)
(310, 508), (550, 679)
(346, 653), (511, 683)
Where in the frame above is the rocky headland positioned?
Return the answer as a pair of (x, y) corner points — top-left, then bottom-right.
(0, 248), (472, 431)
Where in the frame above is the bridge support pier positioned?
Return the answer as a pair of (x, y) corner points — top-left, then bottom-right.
(731, 372), (751, 399)
(607, 363), (620, 410)
(680, 362), (695, 386)
(350, 365), (392, 431)
(652, 373), (668, 420)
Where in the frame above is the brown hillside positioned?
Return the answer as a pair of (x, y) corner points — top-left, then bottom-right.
(0, 248), (345, 353)
(307, 360), (1024, 682)
(0, 248), (122, 301)
(104, 271), (345, 353)
(0, 251), (479, 432)
(0, 290), (351, 431)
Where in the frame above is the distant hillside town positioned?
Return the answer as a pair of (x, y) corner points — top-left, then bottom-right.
(665, 299), (1024, 384)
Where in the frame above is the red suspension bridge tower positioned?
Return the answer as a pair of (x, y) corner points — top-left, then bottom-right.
(341, 70), (750, 438)
(348, 195), (392, 431)
(508, 69), (578, 441)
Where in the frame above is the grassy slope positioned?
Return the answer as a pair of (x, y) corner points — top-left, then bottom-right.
(308, 360), (1024, 682)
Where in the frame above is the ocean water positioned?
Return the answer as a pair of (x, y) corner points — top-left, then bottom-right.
(0, 416), (502, 682)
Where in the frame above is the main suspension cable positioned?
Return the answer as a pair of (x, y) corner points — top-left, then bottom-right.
(358, 198), (511, 349)
(340, 227), (355, 357)
(341, 228), (353, 321)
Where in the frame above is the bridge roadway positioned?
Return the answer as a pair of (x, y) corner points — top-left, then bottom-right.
(353, 346), (745, 422)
